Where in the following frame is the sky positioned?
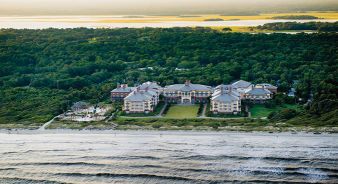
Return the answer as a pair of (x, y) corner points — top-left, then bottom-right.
(1, 0), (337, 15)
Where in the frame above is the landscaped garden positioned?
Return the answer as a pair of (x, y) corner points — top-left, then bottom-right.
(164, 105), (199, 119)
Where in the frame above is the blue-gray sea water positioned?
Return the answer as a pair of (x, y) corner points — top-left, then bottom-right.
(0, 131), (337, 183)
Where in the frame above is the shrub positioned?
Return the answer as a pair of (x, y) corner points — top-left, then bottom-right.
(270, 109), (298, 121)
(209, 122), (220, 129)
(152, 122), (163, 129)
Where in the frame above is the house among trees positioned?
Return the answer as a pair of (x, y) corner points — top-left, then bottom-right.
(111, 84), (136, 101)
(288, 88), (296, 97)
(211, 87), (241, 114)
(71, 101), (89, 111)
(163, 80), (212, 104)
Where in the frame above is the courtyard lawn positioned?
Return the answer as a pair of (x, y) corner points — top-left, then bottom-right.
(165, 105), (199, 119)
(250, 104), (300, 118)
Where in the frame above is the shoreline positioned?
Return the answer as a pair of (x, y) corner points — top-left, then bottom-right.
(1, 117), (337, 134)
(0, 128), (337, 135)
(1, 125), (337, 134)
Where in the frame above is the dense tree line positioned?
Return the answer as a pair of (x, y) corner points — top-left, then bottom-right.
(0, 28), (337, 125)
(271, 15), (320, 20)
(257, 21), (338, 32)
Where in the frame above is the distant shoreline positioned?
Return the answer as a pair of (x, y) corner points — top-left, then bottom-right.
(0, 12), (336, 29)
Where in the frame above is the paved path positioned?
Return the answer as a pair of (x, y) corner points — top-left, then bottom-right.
(157, 103), (168, 117)
(199, 104), (207, 117)
(245, 105), (251, 118)
(38, 115), (60, 130)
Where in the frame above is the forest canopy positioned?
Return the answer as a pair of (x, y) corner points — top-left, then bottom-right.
(271, 15), (320, 20)
(257, 21), (338, 31)
(0, 27), (337, 125)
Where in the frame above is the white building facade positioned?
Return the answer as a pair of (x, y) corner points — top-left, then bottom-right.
(123, 90), (158, 113)
(243, 87), (273, 103)
(120, 81), (161, 113)
(163, 80), (212, 104)
(211, 88), (241, 114)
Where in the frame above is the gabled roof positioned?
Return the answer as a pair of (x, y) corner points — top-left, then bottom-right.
(212, 92), (240, 102)
(71, 101), (89, 110)
(165, 83), (212, 92)
(215, 84), (233, 90)
(231, 80), (252, 88)
(245, 88), (272, 95)
(139, 81), (161, 90)
(124, 91), (153, 101)
(111, 86), (136, 93)
(144, 90), (157, 96)
(256, 83), (277, 89)
(212, 89), (240, 98)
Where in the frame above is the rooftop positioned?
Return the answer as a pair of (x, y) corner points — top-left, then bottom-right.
(256, 83), (277, 89)
(111, 84), (136, 93)
(232, 80), (252, 88)
(125, 91), (154, 101)
(165, 82), (212, 92)
(139, 81), (161, 91)
(212, 92), (240, 102)
(245, 88), (272, 95)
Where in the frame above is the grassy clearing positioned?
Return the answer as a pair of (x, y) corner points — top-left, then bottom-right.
(250, 104), (300, 118)
(165, 105), (199, 119)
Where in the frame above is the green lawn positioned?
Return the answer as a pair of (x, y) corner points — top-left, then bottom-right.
(250, 104), (300, 118)
(165, 105), (199, 119)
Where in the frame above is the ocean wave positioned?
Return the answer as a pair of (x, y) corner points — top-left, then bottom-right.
(0, 177), (68, 184)
(177, 154), (337, 163)
(57, 172), (197, 182)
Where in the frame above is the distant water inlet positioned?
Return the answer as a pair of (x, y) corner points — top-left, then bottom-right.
(0, 131), (337, 183)
(0, 16), (336, 29)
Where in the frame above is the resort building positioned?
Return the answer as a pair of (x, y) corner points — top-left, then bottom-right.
(213, 85), (240, 98)
(113, 80), (277, 113)
(255, 83), (278, 94)
(123, 89), (159, 113)
(138, 81), (161, 105)
(163, 80), (212, 104)
(215, 84), (233, 91)
(243, 87), (273, 103)
(211, 88), (241, 114)
(231, 80), (253, 97)
(111, 84), (136, 102)
(139, 81), (162, 93)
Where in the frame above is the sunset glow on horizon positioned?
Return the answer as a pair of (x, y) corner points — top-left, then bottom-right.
(1, 0), (337, 15)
